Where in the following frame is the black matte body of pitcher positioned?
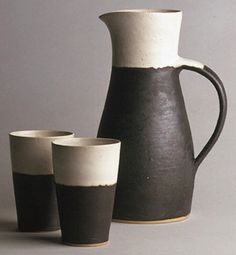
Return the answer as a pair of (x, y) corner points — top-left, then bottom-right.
(98, 65), (226, 222)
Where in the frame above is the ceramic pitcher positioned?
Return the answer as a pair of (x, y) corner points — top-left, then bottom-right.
(97, 9), (227, 223)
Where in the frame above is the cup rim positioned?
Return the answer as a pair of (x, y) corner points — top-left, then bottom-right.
(99, 9), (182, 19)
(9, 130), (74, 139)
(52, 137), (121, 147)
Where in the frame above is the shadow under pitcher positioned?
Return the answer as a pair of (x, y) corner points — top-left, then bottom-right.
(97, 9), (227, 223)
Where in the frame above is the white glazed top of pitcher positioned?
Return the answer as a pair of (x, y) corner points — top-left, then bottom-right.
(100, 9), (203, 69)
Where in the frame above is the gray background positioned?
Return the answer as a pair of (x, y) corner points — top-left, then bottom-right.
(0, 0), (235, 254)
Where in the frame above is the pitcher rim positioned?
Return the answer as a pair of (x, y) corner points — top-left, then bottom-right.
(99, 9), (182, 19)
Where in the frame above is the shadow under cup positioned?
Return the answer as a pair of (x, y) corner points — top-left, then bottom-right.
(52, 138), (121, 247)
(9, 130), (74, 232)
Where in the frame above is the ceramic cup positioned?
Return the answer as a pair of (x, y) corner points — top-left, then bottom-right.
(52, 137), (121, 247)
(9, 130), (74, 232)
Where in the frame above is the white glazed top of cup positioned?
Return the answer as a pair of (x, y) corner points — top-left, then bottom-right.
(9, 130), (75, 175)
(52, 137), (121, 187)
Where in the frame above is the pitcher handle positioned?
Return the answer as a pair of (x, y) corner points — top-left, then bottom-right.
(178, 58), (227, 171)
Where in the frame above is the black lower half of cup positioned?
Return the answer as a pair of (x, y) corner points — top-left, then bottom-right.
(13, 172), (60, 232)
(56, 183), (116, 246)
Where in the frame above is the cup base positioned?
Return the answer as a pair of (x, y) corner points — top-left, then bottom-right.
(62, 240), (108, 247)
(113, 214), (189, 224)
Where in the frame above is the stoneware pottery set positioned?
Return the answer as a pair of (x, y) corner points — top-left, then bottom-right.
(9, 9), (227, 247)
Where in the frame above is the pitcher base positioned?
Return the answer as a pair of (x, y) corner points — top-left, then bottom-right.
(113, 214), (189, 224)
